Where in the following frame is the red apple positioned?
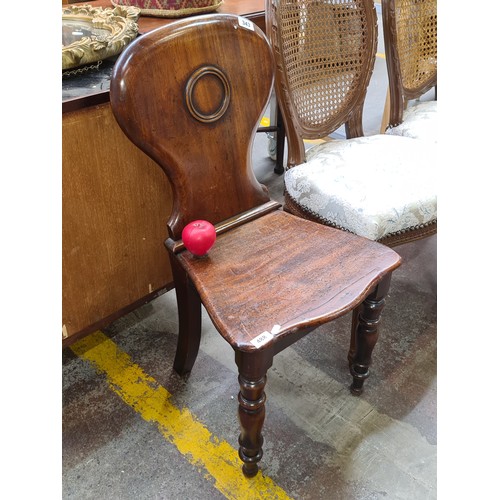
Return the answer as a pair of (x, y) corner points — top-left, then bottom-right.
(181, 220), (217, 256)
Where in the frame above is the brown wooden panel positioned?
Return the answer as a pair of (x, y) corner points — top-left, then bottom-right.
(62, 103), (173, 340)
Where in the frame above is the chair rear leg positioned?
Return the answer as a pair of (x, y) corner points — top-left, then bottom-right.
(349, 273), (392, 395)
(348, 304), (361, 366)
(235, 349), (273, 477)
(274, 107), (285, 175)
(169, 255), (202, 376)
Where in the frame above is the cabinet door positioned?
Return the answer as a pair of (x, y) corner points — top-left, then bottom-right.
(62, 103), (174, 342)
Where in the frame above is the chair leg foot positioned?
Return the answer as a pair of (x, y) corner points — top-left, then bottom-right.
(349, 274), (392, 395)
(239, 445), (263, 478)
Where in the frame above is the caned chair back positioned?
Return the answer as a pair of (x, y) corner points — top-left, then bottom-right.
(267, 0), (378, 166)
(382, 0), (437, 126)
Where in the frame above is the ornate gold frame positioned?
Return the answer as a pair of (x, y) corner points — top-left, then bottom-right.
(62, 5), (140, 70)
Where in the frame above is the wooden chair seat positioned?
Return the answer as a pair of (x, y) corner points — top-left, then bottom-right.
(176, 209), (400, 351)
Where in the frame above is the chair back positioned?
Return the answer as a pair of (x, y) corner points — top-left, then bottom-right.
(110, 15), (274, 241)
(382, 0), (437, 126)
(267, 0), (379, 167)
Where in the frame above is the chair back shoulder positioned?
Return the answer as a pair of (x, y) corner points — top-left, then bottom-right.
(267, 0), (378, 166)
(110, 14), (274, 240)
(382, 0), (437, 126)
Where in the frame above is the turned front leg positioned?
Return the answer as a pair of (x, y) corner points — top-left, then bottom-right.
(349, 274), (392, 395)
(238, 374), (266, 477)
(235, 350), (272, 477)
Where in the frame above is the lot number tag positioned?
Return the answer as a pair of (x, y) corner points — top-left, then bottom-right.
(238, 17), (255, 31)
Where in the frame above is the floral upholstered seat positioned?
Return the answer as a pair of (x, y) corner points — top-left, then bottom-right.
(285, 134), (436, 241)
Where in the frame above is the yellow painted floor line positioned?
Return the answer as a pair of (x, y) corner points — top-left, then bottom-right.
(70, 331), (292, 500)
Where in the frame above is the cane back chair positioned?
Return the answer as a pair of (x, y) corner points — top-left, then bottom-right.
(110, 14), (401, 477)
(267, 0), (437, 247)
(382, 0), (437, 141)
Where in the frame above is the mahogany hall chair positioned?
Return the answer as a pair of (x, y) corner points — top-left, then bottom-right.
(110, 14), (401, 477)
(267, 0), (437, 247)
(381, 0), (437, 141)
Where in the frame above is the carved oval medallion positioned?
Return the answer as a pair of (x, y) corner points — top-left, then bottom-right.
(185, 66), (231, 123)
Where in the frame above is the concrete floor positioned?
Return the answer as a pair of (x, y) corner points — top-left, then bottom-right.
(62, 7), (437, 499)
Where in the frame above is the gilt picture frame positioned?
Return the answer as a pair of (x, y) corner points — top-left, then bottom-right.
(62, 4), (140, 70)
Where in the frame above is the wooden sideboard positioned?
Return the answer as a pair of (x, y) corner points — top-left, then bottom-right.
(62, 103), (173, 344)
(62, 0), (266, 346)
